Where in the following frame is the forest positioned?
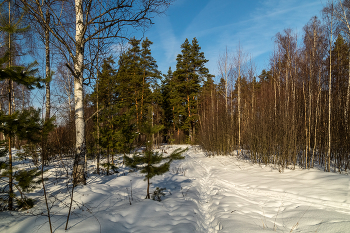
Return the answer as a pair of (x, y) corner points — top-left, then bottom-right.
(0, 0), (350, 232)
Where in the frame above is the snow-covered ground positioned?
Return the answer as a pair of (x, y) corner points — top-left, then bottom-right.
(1, 145), (349, 232)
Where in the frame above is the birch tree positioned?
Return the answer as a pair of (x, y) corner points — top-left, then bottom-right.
(323, 2), (335, 172)
(217, 48), (233, 150)
(233, 44), (247, 148)
(21, 0), (172, 185)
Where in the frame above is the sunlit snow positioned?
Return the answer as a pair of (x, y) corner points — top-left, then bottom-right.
(1, 145), (349, 232)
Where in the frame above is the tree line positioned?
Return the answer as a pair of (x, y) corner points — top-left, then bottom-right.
(199, 2), (350, 174)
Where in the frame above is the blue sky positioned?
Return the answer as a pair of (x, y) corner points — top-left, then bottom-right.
(137, 0), (325, 78)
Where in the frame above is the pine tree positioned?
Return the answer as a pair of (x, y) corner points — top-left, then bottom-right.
(0, 77), (52, 211)
(140, 38), (161, 125)
(172, 38), (212, 143)
(91, 38), (161, 175)
(115, 38), (160, 144)
(115, 38), (142, 126)
(0, 2), (46, 208)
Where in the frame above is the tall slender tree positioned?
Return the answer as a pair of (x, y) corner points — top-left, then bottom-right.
(21, 0), (173, 185)
(172, 38), (212, 143)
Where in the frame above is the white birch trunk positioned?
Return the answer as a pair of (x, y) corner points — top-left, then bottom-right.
(73, 0), (86, 185)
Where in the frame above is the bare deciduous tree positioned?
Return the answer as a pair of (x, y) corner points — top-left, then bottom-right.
(21, 0), (173, 185)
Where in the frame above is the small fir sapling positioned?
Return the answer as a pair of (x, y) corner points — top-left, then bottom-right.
(101, 162), (119, 174)
(125, 120), (188, 199)
(0, 108), (55, 210)
(152, 187), (166, 202)
(125, 147), (187, 199)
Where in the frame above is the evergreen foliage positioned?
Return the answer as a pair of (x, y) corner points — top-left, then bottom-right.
(115, 38), (161, 128)
(171, 38), (213, 143)
(16, 197), (35, 210)
(0, 108), (54, 144)
(0, 107), (55, 210)
(125, 115), (187, 199)
(125, 107), (187, 199)
(101, 163), (119, 174)
(13, 168), (41, 192)
(114, 112), (137, 158)
(15, 144), (39, 165)
(0, 30), (53, 209)
(0, 141), (8, 159)
(93, 57), (119, 174)
(151, 187), (166, 202)
(258, 69), (272, 82)
(125, 147), (187, 199)
(92, 38), (161, 173)
(161, 67), (174, 142)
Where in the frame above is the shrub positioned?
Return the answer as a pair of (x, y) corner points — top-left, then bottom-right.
(152, 187), (166, 202)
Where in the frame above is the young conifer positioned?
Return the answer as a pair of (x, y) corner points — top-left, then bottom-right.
(125, 112), (187, 199)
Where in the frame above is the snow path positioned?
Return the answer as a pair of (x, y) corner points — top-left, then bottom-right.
(186, 151), (219, 232)
(181, 146), (350, 232)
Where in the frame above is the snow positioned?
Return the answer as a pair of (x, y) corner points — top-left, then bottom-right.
(1, 145), (350, 232)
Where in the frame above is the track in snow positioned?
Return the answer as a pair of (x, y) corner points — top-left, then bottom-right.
(180, 146), (350, 233)
(184, 148), (221, 233)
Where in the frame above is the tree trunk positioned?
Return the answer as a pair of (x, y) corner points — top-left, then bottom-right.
(107, 146), (110, 175)
(146, 151), (151, 199)
(8, 0), (13, 211)
(328, 12), (333, 172)
(303, 82), (308, 169)
(73, 0), (86, 185)
(146, 176), (150, 199)
(42, 8), (51, 165)
(346, 54), (350, 138)
(45, 9), (51, 120)
(96, 70), (100, 174)
(238, 72), (241, 148)
(152, 104), (154, 149)
(8, 80), (13, 210)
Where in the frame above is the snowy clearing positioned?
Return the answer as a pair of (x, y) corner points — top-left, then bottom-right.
(1, 145), (349, 233)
